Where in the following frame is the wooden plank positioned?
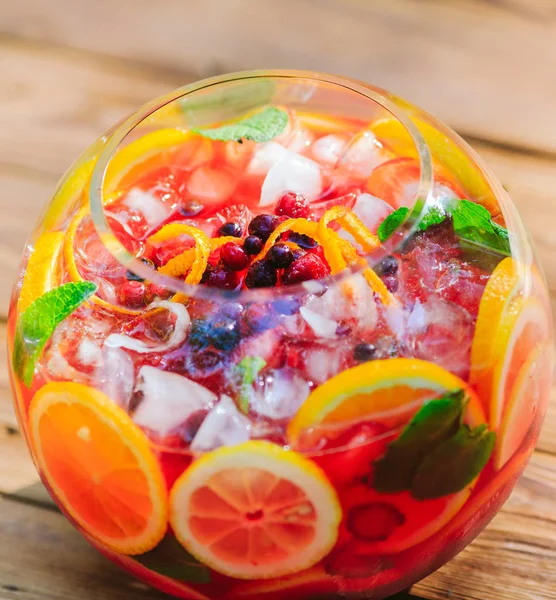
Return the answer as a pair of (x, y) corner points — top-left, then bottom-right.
(0, 38), (178, 178)
(0, 168), (55, 316)
(1, 0), (556, 153)
(0, 496), (170, 600)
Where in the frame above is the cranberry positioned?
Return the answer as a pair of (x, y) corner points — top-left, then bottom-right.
(190, 348), (224, 372)
(201, 265), (238, 290)
(275, 192), (312, 219)
(126, 257), (156, 282)
(248, 214), (279, 242)
(117, 280), (146, 308)
(383, 275), (399, 292)
(218, 221), (242, 238)
(220, 242), (250, 271)
(347, 502), (406, 542)
(243, 235), (263, 255)
(282, 253), (329, 285)
(179, 199), (204, 217)
(245, 261), (278, 288)
(267, 243), (294, 269)
(145, 282), (172, 303)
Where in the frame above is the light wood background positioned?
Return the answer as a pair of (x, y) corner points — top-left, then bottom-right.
(1, 1), (556, 599)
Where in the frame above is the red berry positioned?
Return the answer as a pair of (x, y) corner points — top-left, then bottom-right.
(145, 282), (172, 303)
(201, 265), (238, 290)
(220, 242), (250, 271)
(282, 253), (330, 285)
(276, 192), (313, 219)
(347, 502), (405, 542)
(117, 280), (146, 308)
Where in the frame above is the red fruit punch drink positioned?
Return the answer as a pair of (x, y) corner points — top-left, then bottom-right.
(8, 72), (553, 600)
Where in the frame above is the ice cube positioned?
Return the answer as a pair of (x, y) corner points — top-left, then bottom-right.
(190, 395), (251, 451)
(96, 345), (135, 409)
(132, 366), (217, 436)
(250, 367), (311, 420)
(305, 274), (377, 330)
(300, 306), (337, 339)
(186, 164), (236, 204)
(311, 134), (348, 166)
(338, 130), (391, 178)
(286, 126), (315, 154)
(305, 346), (346, 385)
(247, 142), (288, 176)
(122, 188), (170, 229)
(76, 337), (103, 368)
(260, 150), (322, 207)
(351, 193), (393, 234)
(402, 298), (474, 379)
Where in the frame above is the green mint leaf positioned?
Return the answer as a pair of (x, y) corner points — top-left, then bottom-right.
(377, 207), (409, 242)
(373, 390), (465, 493)
(135, 536), (211, 584)
(451, 200), (511, 255)
(236, 356), (267, 413)
(418, 206), (446, 230)
(13, 281), (97, 387)
(412, 424), (496, 499)
(193, 106), (288, 142)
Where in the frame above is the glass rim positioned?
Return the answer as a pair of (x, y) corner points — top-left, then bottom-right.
(89, 69), (434, 302)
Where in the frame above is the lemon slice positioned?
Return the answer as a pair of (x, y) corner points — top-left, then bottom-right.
(169, 440), (341, 580)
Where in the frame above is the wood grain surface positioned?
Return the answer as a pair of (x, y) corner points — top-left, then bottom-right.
(1, 1), (555, 599)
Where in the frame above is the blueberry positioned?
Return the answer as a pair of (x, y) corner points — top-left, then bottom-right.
(377, 256), (398, 276)
(244, 235), (264, 255)
(353, 343), (377, 362)
(179, 200), (204, 217)
(273, 296), (301, 316)
(245, 261), (278, 288)
(267, 243), (294, 269)
(288, 232), (318, 249)
(218, 221), (242, 238)
(126, 257), (156, 282)
(248, 214), (279, 242)
(189, 317), (240, 351)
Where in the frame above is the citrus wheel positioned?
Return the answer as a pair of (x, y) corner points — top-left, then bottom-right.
(104, 128), (211, 198)
(494, 342), (553, 470)
(470, 257), (521, 380)
(29, 382), (168, 555)
(169, 440), (342, 580)
(287, 358), (480, 445)
(369, 116), (500, 216)
(476, 296), (550, 431)
(18, 231), (65, 312)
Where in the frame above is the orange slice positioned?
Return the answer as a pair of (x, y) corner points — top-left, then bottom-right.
(476, 296), (550, 430)
(370, 116), (500, 216)
(169, 440), (341, 580)
(18, 231), (65, 313)
(287, 358), (480, 445)
(470, 257), (521, 380)
(29, 382), (168, 554)
(494, 342), (553, 470)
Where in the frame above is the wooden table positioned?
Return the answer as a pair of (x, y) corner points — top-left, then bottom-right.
(1, 1), (556, 598)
